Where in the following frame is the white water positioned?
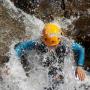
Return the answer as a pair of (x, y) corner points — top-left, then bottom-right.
(1, 0), (90, 90)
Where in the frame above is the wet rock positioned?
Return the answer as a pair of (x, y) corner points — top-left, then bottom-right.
(11, 0), (64, 22)
(65, 0), (90, 17)
(0, 56), (9, 64)
(0, 5), (25, 64)
(11, 0), (90, 21)
(64, 10), (71, 19)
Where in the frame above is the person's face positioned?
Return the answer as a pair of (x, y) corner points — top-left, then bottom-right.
(42, 27), (63, 47)
(42, 34), (62, 47)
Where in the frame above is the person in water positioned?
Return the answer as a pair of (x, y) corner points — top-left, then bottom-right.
(14, 23), (85, 87)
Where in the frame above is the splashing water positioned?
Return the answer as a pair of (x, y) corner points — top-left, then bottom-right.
(1, 0), (90, 90)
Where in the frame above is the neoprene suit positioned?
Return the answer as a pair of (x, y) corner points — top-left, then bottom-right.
(14, 40), (85, 66)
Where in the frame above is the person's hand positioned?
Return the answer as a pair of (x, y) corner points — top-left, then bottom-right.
(75, 66), (86, 81)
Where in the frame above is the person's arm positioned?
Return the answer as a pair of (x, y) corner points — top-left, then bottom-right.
(14, 40), (36, 57)
(72, 42), (85, 66)
(72, 42), (85, 81)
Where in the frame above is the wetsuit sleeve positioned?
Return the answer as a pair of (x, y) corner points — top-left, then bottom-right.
(14, 40), (36, 57)
(72, 42), (85, 66)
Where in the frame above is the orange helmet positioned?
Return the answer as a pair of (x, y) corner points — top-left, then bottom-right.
(42, 23), (63, 47)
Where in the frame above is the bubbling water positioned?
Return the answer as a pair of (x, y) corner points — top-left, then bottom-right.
(5, 39), (90, 90)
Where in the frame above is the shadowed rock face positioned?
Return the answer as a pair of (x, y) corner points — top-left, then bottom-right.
(11, 0), (65, 22)
(11, 0), (90, 20)
(0, 5), (25, 64)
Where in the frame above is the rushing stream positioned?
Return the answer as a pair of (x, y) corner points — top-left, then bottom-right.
(0, 0), (90, 90)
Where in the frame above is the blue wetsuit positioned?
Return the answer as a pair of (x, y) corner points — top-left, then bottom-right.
(14, 40), (85, 66)
(14, 40), (85, 89)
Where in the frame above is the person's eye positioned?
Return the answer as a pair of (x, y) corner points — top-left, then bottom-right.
(52, 41), (55, 43)
(45, 38), (47, 41)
